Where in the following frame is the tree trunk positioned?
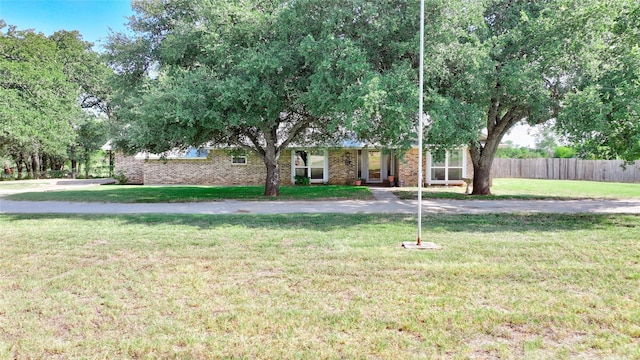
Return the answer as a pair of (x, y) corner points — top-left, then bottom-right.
(31, 153), (40, 179)
(264, 158), (280, 196)
(470, 105), (525, 195)
(84, 150), (90, 178)
(469, 140), (498, 196)
(108, 151), (115, 177)
(70, 145), (77, 179)
(24, 156), (32, 178)
(472, 161), (493, 195)
(41, 154), (48, 176)
(16, 154), (24, 180)
(264, 153), (280, 196)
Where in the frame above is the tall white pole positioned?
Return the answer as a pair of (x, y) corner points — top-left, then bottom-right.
(417, 0), (425, 245)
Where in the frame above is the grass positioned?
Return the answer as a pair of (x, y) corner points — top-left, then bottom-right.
(0, 179), (53, 191)
(4, 179), (640, 203)
(395, 178), (640, 200)
(3, 184), (373, 203)
(1, 213), (639, 358)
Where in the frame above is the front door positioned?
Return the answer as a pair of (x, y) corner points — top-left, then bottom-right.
(364, 150), (385, 183)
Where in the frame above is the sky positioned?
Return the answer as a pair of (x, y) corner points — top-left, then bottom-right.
(504, 123), (537, 148)
(0, 0), (539, 147)
(0, 0), (134, 50)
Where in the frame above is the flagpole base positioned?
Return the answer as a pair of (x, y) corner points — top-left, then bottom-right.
(402, 242), (441, 250)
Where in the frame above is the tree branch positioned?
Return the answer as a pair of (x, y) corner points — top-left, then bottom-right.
(279, 113), (314, 151)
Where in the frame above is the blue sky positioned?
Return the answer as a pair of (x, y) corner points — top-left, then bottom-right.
(0, 0), (133, 50)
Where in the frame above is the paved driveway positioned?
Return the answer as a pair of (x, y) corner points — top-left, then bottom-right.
(1, 180), (640, 215)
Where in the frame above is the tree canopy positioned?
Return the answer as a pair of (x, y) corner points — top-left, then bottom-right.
(107, 0), (453, 195)
(414, 0), (640, 194)
(555, 1), (640, 162)
(0, 21), (110, 177)
(0, 23), (78, 168)
(107, 0), (640, 195)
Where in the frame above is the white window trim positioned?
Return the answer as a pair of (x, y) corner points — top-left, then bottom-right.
(231, 155), (248, 165)
(291, 149), (328, 184)
(426, 148), (466, 185)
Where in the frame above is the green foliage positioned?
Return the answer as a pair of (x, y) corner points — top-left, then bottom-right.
(495, 146), (546, 159)
(72, 116), (110, 177)
(113, 172), (129, 185)
(555, 1), (640, 162)
(106, 0), (453, 195)
(532, 125), (561, 157)
(415, 0), (640, 193)
(0, 22), (111, 177)
(0, 25), (78, 160)
(495, 145), (576, 159)
(294, 175), (311, 186)
(553, 146), (576, 159)
(106, 0), (640, 196)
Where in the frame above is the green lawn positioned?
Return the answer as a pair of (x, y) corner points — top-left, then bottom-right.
(4, 179), (640, 203)
(1, 213), (639, 358)
(395, 179), (640, 200)
(3, 184), (373, 202)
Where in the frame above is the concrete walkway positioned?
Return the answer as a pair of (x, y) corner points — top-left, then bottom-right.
(1, 179), (640, 215)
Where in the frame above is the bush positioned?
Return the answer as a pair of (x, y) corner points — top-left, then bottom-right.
(294, 175), (310, 185)
(554, 146), (576, 158)
(114, 172), (129, 185)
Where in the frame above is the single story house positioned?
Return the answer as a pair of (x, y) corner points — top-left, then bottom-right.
(115, 145), (473, 187)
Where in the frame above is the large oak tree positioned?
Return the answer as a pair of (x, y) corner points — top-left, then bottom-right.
(106, 0), (450, 195)
(425, 0), (640, 194)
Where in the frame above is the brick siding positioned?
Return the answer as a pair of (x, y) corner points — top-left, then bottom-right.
(398, 148), (423, 186)
(114, 153), (144, 184)
(327, 149), (358, 185)
(116, 150), (295, 186)
(115, 147), (469, 186)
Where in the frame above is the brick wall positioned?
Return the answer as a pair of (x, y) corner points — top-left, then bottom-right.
(144, 150), (273, 185)
(116, 148), (468, 187)
(327, 149), (358, 185)
(398, 148), (423, 186)
(114, 153), (144, 184)
(116, 150), (296, 186)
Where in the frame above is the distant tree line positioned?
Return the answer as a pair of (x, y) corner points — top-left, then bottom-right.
(0, 21), (111, 179)
(495, 145), (576, 159)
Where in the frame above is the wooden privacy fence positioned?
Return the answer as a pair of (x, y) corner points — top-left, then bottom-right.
(491, 158), (640, 183)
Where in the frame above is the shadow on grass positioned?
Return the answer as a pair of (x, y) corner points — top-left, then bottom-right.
(3, 213), (638, 234)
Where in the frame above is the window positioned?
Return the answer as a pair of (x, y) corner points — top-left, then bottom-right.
(231, 156), (247, 165)
(429, 149), (465, 184)
(183, 147), (209, 159)
(292, 149), (327, 183)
